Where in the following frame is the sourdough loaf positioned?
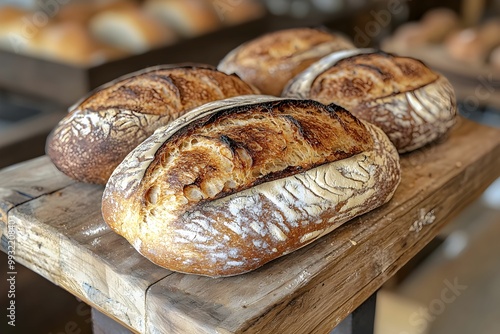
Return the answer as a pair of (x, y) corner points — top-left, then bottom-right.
(46, 64), (259, 184)
(283, 49), (457, 153)
(217, 28), (355, 96)
(102, 96), (401, 277)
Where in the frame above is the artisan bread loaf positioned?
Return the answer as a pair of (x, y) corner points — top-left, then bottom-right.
(218, 28), (355, 96)
(283, 49), (457, 153)
(46, 64), (259, 184)
(102, 96), (401, 277)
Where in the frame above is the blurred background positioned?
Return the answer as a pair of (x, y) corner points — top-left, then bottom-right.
(0, 0), (499, 333)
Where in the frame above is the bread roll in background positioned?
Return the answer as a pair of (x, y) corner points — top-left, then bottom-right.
(102, 96), (401, 277)
(46, 64), (259, 184)
(383, 8), (460, 52)
(0, 5), (26, 28)
(0, 5), (41, 55)
(445, 20), (500, 64)
(144, 0), (220, 37)
(489, 45), (500, 70)
(216, 0), (266, 26)
(89, 6), (177, 53)
(218, 28), (355, 96)
(37, 22), (127, 66)
(382, 22), (428, 50)
(419, 8), (461, 43)
(54, 0), (135, 24)
(283, 49), (457, 153)
(37, 22), (96, 65)
(54, 2), (99, 25)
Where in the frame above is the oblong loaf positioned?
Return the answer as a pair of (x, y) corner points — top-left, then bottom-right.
(46, 64), (258, 184)
(282, 49), (457, 153)
(218, 27), (355, 96)
(102, 96), (401, 277)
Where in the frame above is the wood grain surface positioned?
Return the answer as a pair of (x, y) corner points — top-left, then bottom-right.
(0, 117), (499, 334)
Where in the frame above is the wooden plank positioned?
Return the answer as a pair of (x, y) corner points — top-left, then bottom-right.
(8, 183), (171, 332)
(144, 118), (500, 334)
(0, 156), (75, 226)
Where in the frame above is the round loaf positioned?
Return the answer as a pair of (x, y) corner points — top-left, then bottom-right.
(283, 49), (457, 153)
(46, 64), (259, 184)
(102, 96), (401, 277)
(217, 27), (355, 96)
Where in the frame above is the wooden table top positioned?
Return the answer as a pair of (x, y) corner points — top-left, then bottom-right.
(1, 117), (499, 334)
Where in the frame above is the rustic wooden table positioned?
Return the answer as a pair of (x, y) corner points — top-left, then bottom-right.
(1, 117), (499, 334)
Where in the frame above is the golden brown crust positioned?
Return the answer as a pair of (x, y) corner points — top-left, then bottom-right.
(283, 50), (457, 153)
(102, 96), (400, 277)
(143, 99), (373, 212)
(46, 65), (259, 184)
(218, 28), (355, 96)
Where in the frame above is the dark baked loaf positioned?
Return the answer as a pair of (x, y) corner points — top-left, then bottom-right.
(217, 27), (355, 96)
(102, 96), (401, 277)
(283, 49), (457, 153)
(46, 64), (259, 184)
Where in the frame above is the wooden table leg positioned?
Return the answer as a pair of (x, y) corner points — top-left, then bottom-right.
(330, 292), (377, 334)
(91, 308), (134, 334)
